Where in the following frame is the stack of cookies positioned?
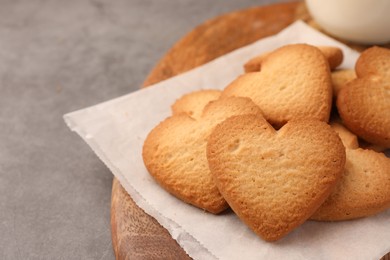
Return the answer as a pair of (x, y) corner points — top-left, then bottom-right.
(142, 44), (390, 241)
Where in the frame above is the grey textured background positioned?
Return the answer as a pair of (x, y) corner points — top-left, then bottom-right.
(0, 0), (284, 259)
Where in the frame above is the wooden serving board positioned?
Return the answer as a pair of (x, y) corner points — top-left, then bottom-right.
(110, 1), (389, 259)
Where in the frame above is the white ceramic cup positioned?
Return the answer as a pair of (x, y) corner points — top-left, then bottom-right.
(305, 0), (390, 44)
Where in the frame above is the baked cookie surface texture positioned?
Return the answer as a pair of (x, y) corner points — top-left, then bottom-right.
(207, 115), (345, 241)
(143, 96), (263, 214)
(331, 69), (356, 97)
(312, 122), (390, 221)
(223, 44), (333, 127)
(244, 45), (343, 73)
(337, 46), (390, 148)
(171, 89), (221, 119)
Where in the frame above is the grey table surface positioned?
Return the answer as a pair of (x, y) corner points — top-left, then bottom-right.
(0, 0), (285, 259)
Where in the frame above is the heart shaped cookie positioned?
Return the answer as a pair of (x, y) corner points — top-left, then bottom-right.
(143, 97), (263, 214)
(207, 115), (345, 240)
(311, 122), (390, 221)
(337, 46), (390, 148)
(244, 45), (343, 72)
(222, 44), (332, 127)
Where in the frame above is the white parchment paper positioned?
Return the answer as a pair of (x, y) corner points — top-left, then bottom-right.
(64, 21), (390, 260)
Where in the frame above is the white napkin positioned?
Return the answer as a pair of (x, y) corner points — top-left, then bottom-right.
(64, 21), (390, 260)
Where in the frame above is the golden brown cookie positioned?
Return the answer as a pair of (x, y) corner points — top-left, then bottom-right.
(207, 115), (345, 240)
(223, 44), (333, 128)
(319, 46), (344, 70)
(331, 69), (356, 97)
(312, 122), (390, 221)
(244, 45), (343, 73)
(337, 46), (390, 148)
(171, 89), (221, 119)
(329, 121), (359, 149)
(143, 97), (263, 214)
